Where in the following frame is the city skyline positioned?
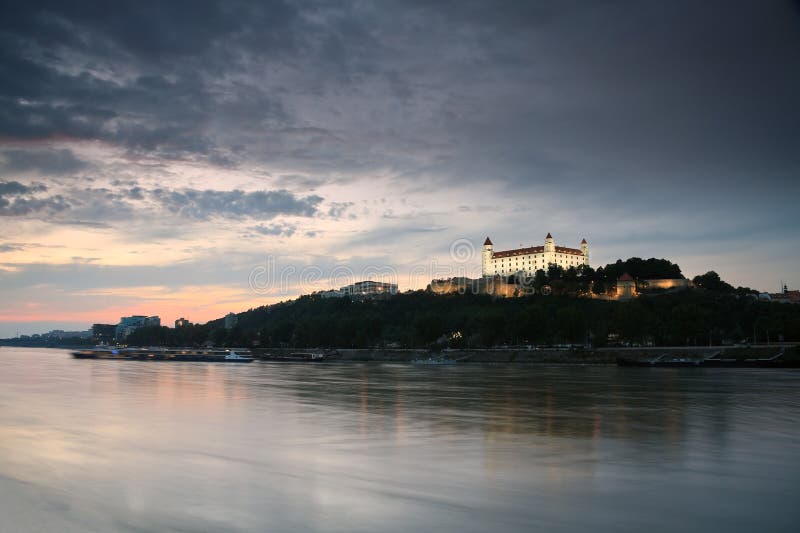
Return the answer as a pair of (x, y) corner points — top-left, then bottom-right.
(2, 1), (799, 336)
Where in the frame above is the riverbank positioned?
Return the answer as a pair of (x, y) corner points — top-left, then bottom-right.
(255, 344), (799, 364)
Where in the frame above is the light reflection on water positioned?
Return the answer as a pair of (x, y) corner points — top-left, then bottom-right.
(1, 348), (798, 532)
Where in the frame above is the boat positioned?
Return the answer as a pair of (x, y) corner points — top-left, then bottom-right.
(261, 351), (336, 362)
(616, 349), (799, 368)
(411, 357), (456, 365)
(71, 347), (254, 363)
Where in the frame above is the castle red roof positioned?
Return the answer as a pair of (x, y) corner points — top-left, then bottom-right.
(555, 246), (583, 256)
(546, 232), (553, 239)
(618, 272), (634, 281)
(581, 238), (587, 244)
(484, 237), (493, 246)
(492, 245), (584, 258)
(493, 246), (544, 258)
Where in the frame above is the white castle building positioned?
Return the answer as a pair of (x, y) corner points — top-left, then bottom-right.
(481, 233), (589, 277)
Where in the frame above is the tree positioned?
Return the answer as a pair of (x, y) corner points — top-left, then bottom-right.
(592, 279), (607, 295)
(547, 264), (564, 281)
(603, 257), (683, 281)
(414, 313), (443, 345)
(692, 271), (734, 292)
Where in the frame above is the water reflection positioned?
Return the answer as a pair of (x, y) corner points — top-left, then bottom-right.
(0, 348), (798, 532)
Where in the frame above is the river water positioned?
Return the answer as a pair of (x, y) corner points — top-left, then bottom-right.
(0, 348), (798, 532)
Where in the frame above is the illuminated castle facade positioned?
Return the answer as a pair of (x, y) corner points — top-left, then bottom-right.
(481, 233), (589, 277)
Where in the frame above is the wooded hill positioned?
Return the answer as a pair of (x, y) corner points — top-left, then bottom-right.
(120, 258), (799, 349)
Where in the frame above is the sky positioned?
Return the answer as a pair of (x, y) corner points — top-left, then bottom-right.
(1, 0), (799, 336)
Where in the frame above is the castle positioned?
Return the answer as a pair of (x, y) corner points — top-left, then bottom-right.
(481, 233), (589, 277)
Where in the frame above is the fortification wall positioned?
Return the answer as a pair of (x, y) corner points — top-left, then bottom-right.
(428, 278), (520, 298)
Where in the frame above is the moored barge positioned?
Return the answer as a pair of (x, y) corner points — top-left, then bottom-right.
(72, 347), (254, 363)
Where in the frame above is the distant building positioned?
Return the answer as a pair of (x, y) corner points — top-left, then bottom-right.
(638, 278), (693, 291)
(44, 329), (92, 339)
(313, 281), (398, 300)
(92, 323), (117, 343)
(771, 285), (800, 304)
(341, 281), (398, 298)
(115, 315), (160, 339)
(429, 277), (520, 298)
(224, 312), (238, 329)
(175, 317), (191, 328)
(116, 316), (145, 339)
(482, 233), (589, 277)
(616, 273), (637, 300)
(592, 275), (691, 301)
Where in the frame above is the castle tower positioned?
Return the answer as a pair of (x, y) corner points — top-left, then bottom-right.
(482, 237), (494, 276)
(581, 238), (589, 264)
(544, 232), (555, 252)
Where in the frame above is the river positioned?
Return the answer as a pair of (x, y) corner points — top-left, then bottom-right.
(1, 347), (798, 532)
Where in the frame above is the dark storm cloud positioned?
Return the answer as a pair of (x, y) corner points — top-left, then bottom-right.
(0, 0), (798, 213)
(402, 2), (800, 193)
(0, 0), (300, 62)
(0, 149), (87, 175)
(0, 0), (367, 162)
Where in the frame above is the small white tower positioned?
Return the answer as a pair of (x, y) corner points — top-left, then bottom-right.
(482, 237), (494, 276)
(544, 232), (555, 252)
(581, 238), (589, 264)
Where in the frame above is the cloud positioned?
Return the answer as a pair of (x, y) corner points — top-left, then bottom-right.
(152, 188), (323, 220)
(275, 174), (327, 190)
(0, 180), (325, 223)
(250, 223), (297, 237)
(0, 180), (70, 216)
(4, 1), (799, 194)
(348, 224), (449, 248)
(327, 201), (353, 219)
(0, 195), (70, 216)
(56, 220), (112, 228)
(0, 149), (87, 175)
(0, 181), (47, 195)
(1, 0), (794, 197)
(0, 243), (26, 253)
(0, 1), (323, 164)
